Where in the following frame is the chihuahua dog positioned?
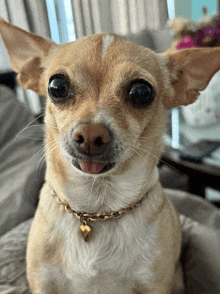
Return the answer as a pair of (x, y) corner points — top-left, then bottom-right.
(1, 18), (220, 294)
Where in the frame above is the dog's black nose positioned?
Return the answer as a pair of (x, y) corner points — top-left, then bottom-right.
(72, 123), (111, 156)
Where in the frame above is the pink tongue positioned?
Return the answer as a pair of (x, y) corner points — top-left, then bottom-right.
(78, 160), (106, 174)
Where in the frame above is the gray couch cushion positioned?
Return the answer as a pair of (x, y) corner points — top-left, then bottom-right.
(167, 189), (220, 293)
(123, 28), (174, 52)
(150, 28), (174, 52)
(0, 86), (33, 148)
(0, 85), (45, 237)
(123, 28), (156, 50)
(0, 219), (32, 294)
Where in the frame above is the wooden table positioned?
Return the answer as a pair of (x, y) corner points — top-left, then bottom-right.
(161, 145), (220, 200)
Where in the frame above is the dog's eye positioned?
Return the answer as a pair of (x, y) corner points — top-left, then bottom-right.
(128, 81), (155, 108)
(48, 76), (69, 100)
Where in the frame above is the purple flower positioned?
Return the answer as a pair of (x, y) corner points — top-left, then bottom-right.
(194, 26), (220, 46)
(213, 28), (220, 41)
(176, 36), (195, 50)
(176, 22), (220, 50)
(216, 19), (220, 29)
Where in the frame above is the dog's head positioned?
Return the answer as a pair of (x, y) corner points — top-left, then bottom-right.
(1, 18), (220, 181)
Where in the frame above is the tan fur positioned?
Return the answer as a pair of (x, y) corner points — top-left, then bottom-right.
(1, 17), (220, 293)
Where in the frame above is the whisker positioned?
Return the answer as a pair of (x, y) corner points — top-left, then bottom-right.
(38, 143), (58, 168)
(29, 144), (46, 161)
(138, 135), (162, 141)
(36, 139), (59, 168)
(14, 113), (45, 141)
(45, 123), (60, 131)
(126, 141), (179, 171)
(54, 150), (63, 167)
(16, 137), (44, 141)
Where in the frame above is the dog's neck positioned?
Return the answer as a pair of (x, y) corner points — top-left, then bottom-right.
(46, 155), (159, 214)
(46, 154), (159, 213)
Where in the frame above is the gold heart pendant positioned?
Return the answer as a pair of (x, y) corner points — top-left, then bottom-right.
(79, 224), (92, 242)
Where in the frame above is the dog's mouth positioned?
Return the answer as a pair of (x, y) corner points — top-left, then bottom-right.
(72, 159), (116, 174)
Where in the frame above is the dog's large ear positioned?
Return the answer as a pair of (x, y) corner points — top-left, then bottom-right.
(163, 47), (220, 107)
(0, 18), (57, 95)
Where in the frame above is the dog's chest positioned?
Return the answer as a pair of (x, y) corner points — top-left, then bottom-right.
(43, 208), (160, 293)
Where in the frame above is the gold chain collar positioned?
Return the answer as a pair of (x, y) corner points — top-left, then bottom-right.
(52, 189), (149, 242)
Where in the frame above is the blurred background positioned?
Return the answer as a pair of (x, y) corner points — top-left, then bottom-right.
(0, 0), (220, 206)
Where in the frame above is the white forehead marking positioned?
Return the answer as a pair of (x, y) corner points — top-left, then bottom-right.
(102, 34), (115, 59)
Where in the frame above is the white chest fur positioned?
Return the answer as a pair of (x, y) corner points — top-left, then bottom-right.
(39, 180), (164, 294)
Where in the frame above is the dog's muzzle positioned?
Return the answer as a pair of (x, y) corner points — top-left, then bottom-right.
(64, 123), (121, 174)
